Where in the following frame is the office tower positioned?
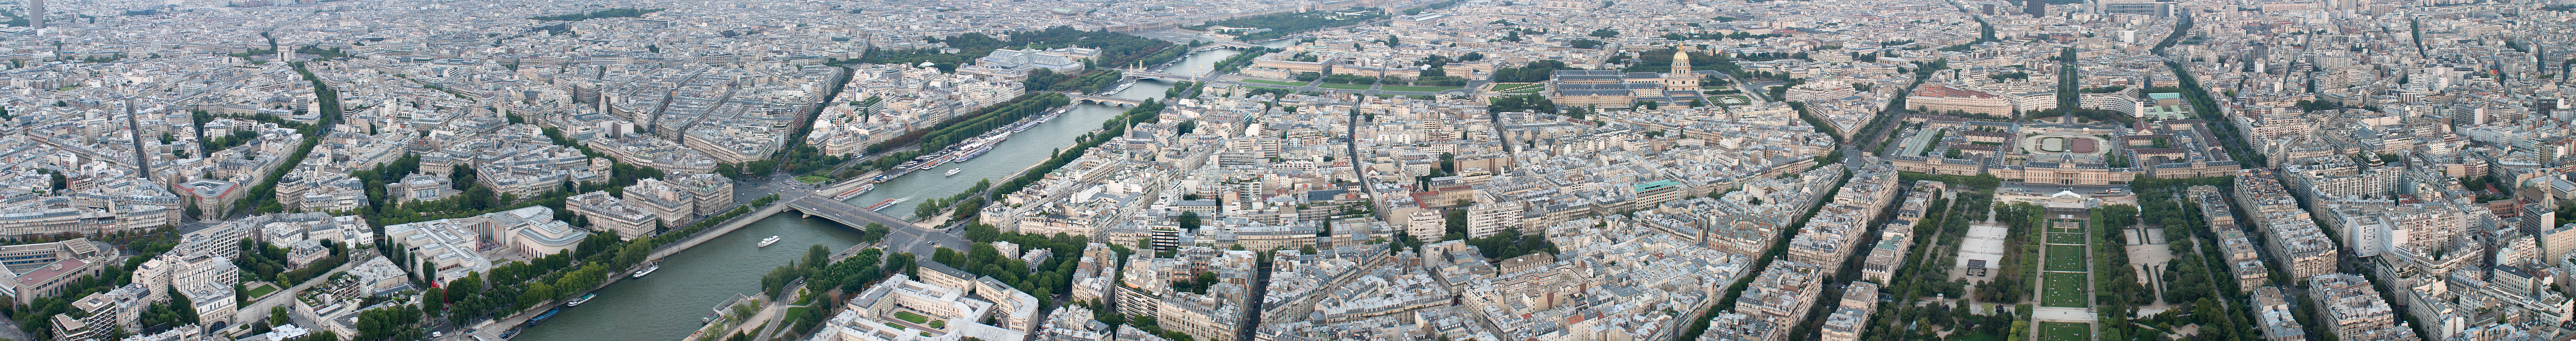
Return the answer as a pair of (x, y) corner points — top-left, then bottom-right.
(26, 0), (43, 29)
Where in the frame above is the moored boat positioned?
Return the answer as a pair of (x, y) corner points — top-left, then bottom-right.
(833, 184), (875, 200)
(525, 308), (561, 326)
(631, 262), (661, 278)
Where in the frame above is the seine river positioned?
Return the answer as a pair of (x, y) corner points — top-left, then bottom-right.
(512, 41), (1264, 341)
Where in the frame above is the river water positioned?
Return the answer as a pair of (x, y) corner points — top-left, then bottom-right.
(512, 43), (1260, 341)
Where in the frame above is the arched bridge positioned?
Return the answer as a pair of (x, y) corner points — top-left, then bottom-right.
(1189, 42), (1264, 52)
(1069, 94), (1145, 107)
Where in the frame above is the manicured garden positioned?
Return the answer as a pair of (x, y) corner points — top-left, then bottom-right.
(2046, 232), (2086, 244)
(2038, 217), (2093, 307)
(2044, 244), (2088, 272)
(2041, 272), (2090, 307)
(2038, 322), (2092, 341)
(1317, 83), (1373, 90)
(892, 311), (947, 329)
(1381, 85), (1462, 92)
(1491, 83), (1544, 93)
(1242, 79), (1304, 86)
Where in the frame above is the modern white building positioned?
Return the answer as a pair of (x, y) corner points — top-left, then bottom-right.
(809, 273), (1029, 341)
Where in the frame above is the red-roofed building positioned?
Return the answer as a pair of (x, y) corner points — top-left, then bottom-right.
(1905, 84), (2013, 116)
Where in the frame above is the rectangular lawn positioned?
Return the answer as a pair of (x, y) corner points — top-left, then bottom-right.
(1242, 79), (1304, 86)
(1317, 83), (1373, 90)
(2047, 232), (2086, 244)
(2045, 244), (2087, 272)
(2041, 272), (2090, 307)
(2038, 322), (2091, 341)
(1382, 85), (1462, 92)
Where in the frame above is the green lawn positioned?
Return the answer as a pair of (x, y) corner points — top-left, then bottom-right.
(1501, 87), (1544, 94)
(794, 175), (830, 184)
(2038, 322), (2092, 341)
(895, 311), (929, 324)
(885, 322), (906, 330)
(2045, 244), (2087, 272)
(1490, 83), (1543, 91)
(1317, 83), (1373, 90)
(2047, 232), (2087, 245)
(2049, 221), (2086, 233)
(2042, 272), (2090, 307)
(1242, 79), (1305, 86)
(1382, 85), (1462, 92)
(928, 320), (947, 328)
(247, 284), (278, 298)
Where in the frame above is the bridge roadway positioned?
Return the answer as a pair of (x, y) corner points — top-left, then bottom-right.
(1127, 71), (1194, 79)
(784, 196), (915, 230)
(1187, 42), (1262, 52)
(644, 202), (786, 261)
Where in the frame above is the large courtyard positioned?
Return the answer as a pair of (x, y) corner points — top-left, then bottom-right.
(2025, 135), (2103, 154)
